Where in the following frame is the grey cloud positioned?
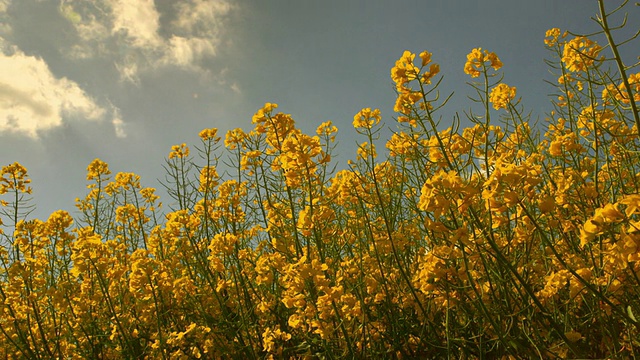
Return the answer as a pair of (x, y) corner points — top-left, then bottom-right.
(61, 0), (235, 82)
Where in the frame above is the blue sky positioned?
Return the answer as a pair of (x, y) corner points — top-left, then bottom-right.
(0, 0), (635, 219)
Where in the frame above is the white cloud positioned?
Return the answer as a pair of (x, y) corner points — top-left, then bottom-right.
(0, 45), (108, 138)
(61, 0), (234, 82)
(163, 36), (215, 68)
(110, 0), (162, 49)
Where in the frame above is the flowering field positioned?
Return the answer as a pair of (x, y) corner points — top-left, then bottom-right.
(1, 1), (640, 359)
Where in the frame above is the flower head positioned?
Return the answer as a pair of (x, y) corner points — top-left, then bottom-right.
(168, 143), (190, 159)
(391, 51), (420, 87)
(419, 50), (432, 67)
(85, 159), (111, 182)
(544, 28), (563, 46)
(199, 128), (219, 142)
(225, 128), (247, 150)
(489, 83), (517, 110)
(562, 36), (602, 72)
(353, 108), (381, 130)
(464, 48), (502, 78)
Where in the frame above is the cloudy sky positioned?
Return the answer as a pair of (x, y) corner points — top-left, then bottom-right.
(0, 0), (635, 219)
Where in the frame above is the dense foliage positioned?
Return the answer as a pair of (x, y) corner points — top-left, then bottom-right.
(1, 1), (639, 358)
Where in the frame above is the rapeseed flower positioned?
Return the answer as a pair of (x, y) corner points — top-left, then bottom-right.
(464, 48), (502, 77)
(489, 83), (516, 110)
(562, 36), (602, 72)
(353, 107), (381, 129)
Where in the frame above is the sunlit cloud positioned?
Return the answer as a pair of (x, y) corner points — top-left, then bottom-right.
(110, 0), (162, 49)
(0, 45), (108, 138)
(60, 0), (235, 83)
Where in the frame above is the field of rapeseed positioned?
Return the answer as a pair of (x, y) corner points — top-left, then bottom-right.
(1, 1), (639, 358)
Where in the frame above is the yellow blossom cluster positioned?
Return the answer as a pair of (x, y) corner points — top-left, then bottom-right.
(464, 47), (502, 78)
(489, 83), (517, 110)
(561, 36), (603, 73)
(390, 50), (440, 117)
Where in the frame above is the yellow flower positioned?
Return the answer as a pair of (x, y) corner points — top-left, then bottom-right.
(252, 102), (278, 124)
(419, 50), (432, 67)
(537, 270), (570, 300)
(1, 162), (32, 194)
(549, 139), (563, 156)
(620, 194), (640, 217)
(562, 36), (602, 72)
(421, 63), (440, 84)
(464, 48), (484, 77)
(198, 127), (219, 141)
(296, 206), (313, 237)
(489, 83), (517, 110)
(544, 28), (562, 46)
(353, 107), (381, 130)
(115, 172), (141, 190)
(198, 166), (219, 192)
(316, 120), (338, 138)
(464, 48), (502, 78)
(391, 50), (419, 86)
(288, 314), (304, 329)
(85, 158), (111, 181)
(140, 187), (160, 204)
(394, 90), (423, 114)
(596, 203), (624, 223)
(538, 196), (556, 213)
(583, 218), (602, 234)
(579, 204), (624, 246)
(168, 143), (190, 159)
(485, 51), (502, 70)
(225, 128), (247, 150)
(357, 141), (377, 160)
(386, 131), (416, 157)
